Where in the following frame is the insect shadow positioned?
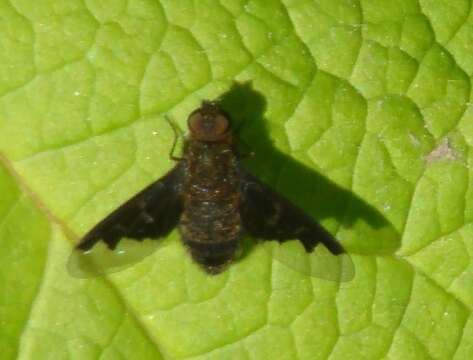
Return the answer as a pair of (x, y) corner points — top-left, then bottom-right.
(217, 82), (401, 262)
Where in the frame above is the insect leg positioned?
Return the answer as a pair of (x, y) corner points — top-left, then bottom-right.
(165, 115), (185, 161)
(239, 148), (255, 159)
(231, 121), (255, 158)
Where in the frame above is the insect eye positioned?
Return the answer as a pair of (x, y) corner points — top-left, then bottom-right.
(188, 111), (229, 140)
(213, 115), (229, 135)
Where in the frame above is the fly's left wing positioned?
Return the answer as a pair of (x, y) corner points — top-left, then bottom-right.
(240, 169), (354, 281)
(68, 163), (184, 277)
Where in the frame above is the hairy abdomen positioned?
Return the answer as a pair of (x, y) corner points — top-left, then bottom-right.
(179, 141), (241, 273)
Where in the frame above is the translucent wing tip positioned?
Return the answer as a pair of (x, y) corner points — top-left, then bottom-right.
(273, 241), (355, 282)
(67, 238), (160, 278)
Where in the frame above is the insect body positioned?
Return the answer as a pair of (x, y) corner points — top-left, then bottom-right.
(180, 105), (242, 272)
(71, 101), (353, 279)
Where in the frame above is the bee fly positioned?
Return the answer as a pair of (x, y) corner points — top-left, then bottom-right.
(70, 101), (353, 280)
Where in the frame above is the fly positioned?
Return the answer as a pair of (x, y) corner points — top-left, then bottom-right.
(69, 101), (354, 280)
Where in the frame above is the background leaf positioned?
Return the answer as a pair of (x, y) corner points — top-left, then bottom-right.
(1, 0), (473, 359)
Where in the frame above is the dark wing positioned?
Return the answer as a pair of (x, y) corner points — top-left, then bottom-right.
(240, 169), (354, 281)
(68, 163), (184, 277)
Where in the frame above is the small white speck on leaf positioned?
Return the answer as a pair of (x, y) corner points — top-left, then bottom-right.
(382, 203), (392, 211)
(408, 133), (421, 147)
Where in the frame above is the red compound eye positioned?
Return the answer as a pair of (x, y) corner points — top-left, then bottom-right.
(188, 110), (229, 141)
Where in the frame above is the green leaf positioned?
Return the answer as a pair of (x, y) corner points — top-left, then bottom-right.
(1, 0), (473, 358)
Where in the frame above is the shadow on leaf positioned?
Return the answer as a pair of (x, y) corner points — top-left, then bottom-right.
(218, 82), (400, 257)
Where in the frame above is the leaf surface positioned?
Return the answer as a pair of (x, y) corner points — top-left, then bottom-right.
(1, 0), (473, 359)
